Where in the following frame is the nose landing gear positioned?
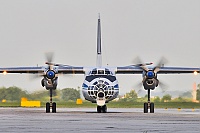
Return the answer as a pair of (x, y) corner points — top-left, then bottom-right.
(144, 89), (154, 113)
(46, 88), (56, 113)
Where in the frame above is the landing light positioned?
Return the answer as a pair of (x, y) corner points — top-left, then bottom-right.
(194, 71), (198, 75)
(3, 71), (7, 75)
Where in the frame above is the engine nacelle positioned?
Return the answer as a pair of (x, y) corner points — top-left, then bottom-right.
(41, 77), (58, 90)
(143, 78), (159, 90)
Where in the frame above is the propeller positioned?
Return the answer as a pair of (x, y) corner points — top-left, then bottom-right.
(139, 56), (168, 78)
(45, 52), (54, 64)
(44, 52), (75, 79)
(45, 52), (55, 70)
(133, 82), (144, 94)
(45, 52), (72, 67)
(158, 81), (168, 93)
(132, 56), (169, 92)
(153, 56), (168, 73)
(29, 52), (57, 80)
(131, 56), (152, 71)
(29, 73), (44, 80)
(133, 78), (168, 94)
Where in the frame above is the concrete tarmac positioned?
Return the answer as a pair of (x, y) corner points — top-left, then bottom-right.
(0, 108), (200, 133)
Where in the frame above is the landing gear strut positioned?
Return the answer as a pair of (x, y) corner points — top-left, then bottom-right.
(97, 105), (107, 113)
(46, 88), (56, 113)
(144, 89), (154, 113)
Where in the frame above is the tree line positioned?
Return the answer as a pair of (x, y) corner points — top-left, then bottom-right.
(0, 85), (200, 102)
(0, 86), (80, 102)
(120, 90), (173, 102)
(119, 87), (200, 102)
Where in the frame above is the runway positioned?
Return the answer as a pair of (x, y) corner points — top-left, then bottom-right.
(0, 108), (200, 133)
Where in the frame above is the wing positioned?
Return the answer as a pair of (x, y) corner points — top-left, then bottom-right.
(116, 66), (143, 74)
(158, 66), (200, 74)
(116, 66), (200, 74)
(0, 66), (44, 74)
(0, 66), (85, 74)
(57, 66), (85, 74)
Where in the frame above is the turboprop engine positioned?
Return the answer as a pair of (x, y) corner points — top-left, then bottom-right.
(142, 70), (159, 90)
(41, 67), (58, 90)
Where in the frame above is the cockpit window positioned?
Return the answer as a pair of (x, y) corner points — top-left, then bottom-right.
(90, 68), (112, 75)
(98, 70), (104, 74)
(105, 70), (110, 75)
(91, 70), (97, 74)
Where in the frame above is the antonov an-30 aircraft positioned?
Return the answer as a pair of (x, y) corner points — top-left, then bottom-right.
(0, 15), (200, 113)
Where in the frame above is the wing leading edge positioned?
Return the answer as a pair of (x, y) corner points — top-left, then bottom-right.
(116, 66), (200, 74)
(0, 66), (85, 74)
(0, 66), (199, 75)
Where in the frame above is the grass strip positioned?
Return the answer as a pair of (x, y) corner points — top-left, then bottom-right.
(0, 101), (200, 109)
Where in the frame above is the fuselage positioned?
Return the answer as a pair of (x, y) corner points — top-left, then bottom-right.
(81, 16), (119, 106)
(82, 68), (119, 104)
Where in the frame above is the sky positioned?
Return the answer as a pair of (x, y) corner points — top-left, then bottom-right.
(0, 0), (200, 96)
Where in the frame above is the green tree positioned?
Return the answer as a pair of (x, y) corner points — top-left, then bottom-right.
(197, 89), (200, 101)
(161, 94), (172, 102)
(154, 96), (160, 102)
(180, 91), (192, 98)
(144, 94), (148, 98)
(197, 84), (200, 90)
(121, 90), (138, 102)
(172, 96), (192, 102)
(28, 90), (49, 101)
(6, 86), (28, 101)
(0, 86), (28, 101)
(0, 87), (7, 100)
(61, 88), (80, 101)
(29, 89), (61, 101)
(126, 90), (138, 98)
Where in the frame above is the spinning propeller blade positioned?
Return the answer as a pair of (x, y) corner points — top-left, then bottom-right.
(132, 56), (152, 71)
(45, 52), (54, 63)
(153, 56), (168, 73)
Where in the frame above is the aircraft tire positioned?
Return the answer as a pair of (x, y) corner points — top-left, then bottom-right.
(150, 103), (154, 113)
(97, 106), (102, 113)
(52, 102), (56, 113)
(144, 103), (148, 113)
(46, 102), (50, 113)
(102, 105), (107, 113)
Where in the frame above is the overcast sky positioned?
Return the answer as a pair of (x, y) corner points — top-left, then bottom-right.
(0, 0), (200, 95)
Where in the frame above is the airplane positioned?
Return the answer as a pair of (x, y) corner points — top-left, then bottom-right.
(0, 15), (199, 113)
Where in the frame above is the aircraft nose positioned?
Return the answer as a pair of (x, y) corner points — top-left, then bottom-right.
(98, 92), (104, 98)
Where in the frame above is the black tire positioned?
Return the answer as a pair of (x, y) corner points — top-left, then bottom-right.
(52, 102), (56, 113)
(97, 106), (102, 113)
(102, 105), (107, 113)
(150, 103), (154, 113)
(46, 102), (50, 113)
(144, 103), (148, 113)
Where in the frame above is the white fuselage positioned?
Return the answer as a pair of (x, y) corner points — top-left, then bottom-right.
(82, 68), (119, 104)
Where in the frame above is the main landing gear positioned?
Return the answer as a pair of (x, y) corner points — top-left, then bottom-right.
(144, 89), (154, 113)
(97, 105), (107, 113)
(46, 88), (56, 113)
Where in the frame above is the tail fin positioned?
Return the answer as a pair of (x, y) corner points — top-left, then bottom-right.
(96, 14), (102, 67)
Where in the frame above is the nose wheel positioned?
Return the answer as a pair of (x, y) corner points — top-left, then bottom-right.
(144, 89), (154, 113)
(46, 88), (56, 113)
(97, 105), (107, 113)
